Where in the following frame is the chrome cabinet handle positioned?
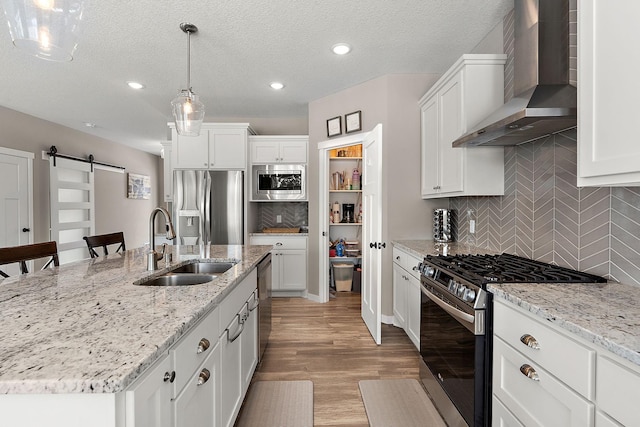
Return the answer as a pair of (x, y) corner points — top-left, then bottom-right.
(520, 334), (540, 350)
(227, 314), (245, 343)
(520, 364), (540, 381)
(197, 368), (210, 386)
(396, 255), (401, 260)
(197, 338), (210, 354)
(275, 242), (283, 246)
(163, 371), (176, 383)
(248, 293), (259, 312)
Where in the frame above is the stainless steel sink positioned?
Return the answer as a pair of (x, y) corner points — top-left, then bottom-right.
(170, 262), (235, 275)
(137, 273), (217, 286)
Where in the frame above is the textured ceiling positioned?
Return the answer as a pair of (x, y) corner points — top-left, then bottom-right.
(0, 0), (513, 154)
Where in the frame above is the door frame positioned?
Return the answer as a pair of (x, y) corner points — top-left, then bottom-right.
(317, 131), (371, 304)
(0, 146), (35, 246)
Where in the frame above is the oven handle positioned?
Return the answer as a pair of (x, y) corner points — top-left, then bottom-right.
(421, 284), (475, 326)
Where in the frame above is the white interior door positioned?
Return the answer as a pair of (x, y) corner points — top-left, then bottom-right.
(49, 156), (95, 264)
(0, 147), (34, 275)
(361, 124), (383, 345)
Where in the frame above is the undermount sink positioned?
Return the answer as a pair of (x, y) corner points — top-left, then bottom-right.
(137, 273), (217, 287)
(170, 262), (235, 275)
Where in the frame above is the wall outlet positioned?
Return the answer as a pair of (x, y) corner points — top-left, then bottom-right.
(469, 219), (476, 234)
(276, 215), (282, 223)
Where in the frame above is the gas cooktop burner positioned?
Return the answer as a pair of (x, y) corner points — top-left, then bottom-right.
(424, 253), (607, 286)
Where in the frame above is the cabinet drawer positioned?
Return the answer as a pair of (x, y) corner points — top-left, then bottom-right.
(494, 301), (595, 399)
(596, 355), (640, 427)
(250, 235), (307, 250)
(171, 307), (220, 396)
(392, 247), (421, 279)
(493, 337), (594, 427)
(492, 395), (524, 427)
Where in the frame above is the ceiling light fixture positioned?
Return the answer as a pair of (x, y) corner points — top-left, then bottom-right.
(270, 82), (284, 90)
(331, 43), (351, 55)
(171, 22), (205, 136)
(127, 81), (145, 90)
(0, 0), (85, 61)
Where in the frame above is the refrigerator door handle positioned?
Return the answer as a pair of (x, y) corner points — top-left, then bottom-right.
(204, 173), (212, 245)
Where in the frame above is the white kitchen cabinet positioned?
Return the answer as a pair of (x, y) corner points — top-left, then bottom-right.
(170, 123), (253, 170)
(241, 291), (259, 391)
(161, 141), (173, 202)
(250, 235), (307, 294)
(577, 2), (640, 186)
(419, 54), (506, 198)
(391, 246), (421, 350)
(596, 355), (640, 427)
(250, 135), (308, 164)
(174, 342), (221, 427)
(125, 353), (174, 427)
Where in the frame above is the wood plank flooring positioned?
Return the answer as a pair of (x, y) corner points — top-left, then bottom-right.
(250, 293), (423, 427)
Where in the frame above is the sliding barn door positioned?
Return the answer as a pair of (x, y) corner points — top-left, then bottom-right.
(49, 156), (95, 264)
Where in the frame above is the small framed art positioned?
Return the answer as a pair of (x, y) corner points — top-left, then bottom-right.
(327, 116), (342, 137)
(345, 110), (362, 133)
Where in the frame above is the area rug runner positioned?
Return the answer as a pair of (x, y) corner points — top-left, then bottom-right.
(236, 380), (313, 427)
(359, 379), (447, 427)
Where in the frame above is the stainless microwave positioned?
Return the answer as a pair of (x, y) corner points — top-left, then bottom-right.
(251, 164), (306, 201)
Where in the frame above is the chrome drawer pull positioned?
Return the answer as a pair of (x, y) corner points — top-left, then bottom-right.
(520, 364), (540, 381)
(197, 338), (210, 354)
(520, 334), (540, 350)
(197, 368), (211, 386)
(163, 371), (176, 383)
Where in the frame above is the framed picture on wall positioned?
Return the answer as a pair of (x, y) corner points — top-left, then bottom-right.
(327, 116), (342, 137)
(345, 110), (362, 133)
(127, 173), (151, 199)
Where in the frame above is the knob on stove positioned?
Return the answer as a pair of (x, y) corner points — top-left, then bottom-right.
(463, 288), (476, 303)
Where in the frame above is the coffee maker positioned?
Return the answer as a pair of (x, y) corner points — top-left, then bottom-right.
(342, 203), (355, 223)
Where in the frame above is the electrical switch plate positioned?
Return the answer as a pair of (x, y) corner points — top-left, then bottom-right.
(469, 219), (476, 234)
(276, 215), (282, 223)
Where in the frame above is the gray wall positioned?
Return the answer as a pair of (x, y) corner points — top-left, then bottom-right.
(308, 74), (447, 316)
(0, 106), (161, 252)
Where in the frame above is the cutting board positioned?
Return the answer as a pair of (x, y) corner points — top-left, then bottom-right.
(262, 227), (300, 234)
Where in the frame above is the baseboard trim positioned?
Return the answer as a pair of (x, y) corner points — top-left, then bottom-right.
(306, 293), (323, 303)
(381, 314), (395, 325)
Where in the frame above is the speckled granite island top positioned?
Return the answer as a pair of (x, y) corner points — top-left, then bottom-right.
(392, 239), (640, 368)
(0, 244), (271, 395)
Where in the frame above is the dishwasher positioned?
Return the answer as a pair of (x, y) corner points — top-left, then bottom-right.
(257, 253), (272, 361)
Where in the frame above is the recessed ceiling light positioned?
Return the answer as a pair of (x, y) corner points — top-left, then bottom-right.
(270, 82), (285, 90)
(83, 122), (96, 128)
(127, 81), (145, 90)
(331, 43), (351, 55)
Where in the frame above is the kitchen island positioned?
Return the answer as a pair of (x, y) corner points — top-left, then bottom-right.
(0, 244), (271, 427)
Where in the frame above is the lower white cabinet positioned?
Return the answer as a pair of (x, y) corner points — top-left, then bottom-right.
(241, 291), (259, 391)
(391, 246), (421, 350)
(596, 355), (640, 427)
(125, 353), (174, 427)
(250, 235), (307, 294)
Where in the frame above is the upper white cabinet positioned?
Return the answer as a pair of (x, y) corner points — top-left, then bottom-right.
(419, 54), (506, 198)
(250, 136), (308, 164)
(170, 123), (253, 170)
(577, 2), (640, 186)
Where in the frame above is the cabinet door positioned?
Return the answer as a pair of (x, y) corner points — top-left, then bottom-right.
(252, 141), (280, 163)
(438, 73), (464, 194)
(241, 292), (259, 391)
(420, 95), (440, 197)
(406, 274), (421, 350)
(392, 263), (407, 329)
(174, 342), (220, 427)
(578, 2), (640, 186)
(493, 337), (594, 427)
(280, 141), (307, 163)
(220, 312), (245, 427)
(125, 353), (174, 427)
(209, 129), (246, 169)
(173, 132), (210, 169)
(279, 249), (307, 290)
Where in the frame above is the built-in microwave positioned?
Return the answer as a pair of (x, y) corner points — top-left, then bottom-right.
(251, 164), (306, 201)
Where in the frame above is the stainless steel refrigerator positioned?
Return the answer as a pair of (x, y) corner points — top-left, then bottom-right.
(173, 170), (244, 245)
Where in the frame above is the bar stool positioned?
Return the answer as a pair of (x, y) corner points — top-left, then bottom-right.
(0, 241), (60, 278)
(83, 232), (126, 258)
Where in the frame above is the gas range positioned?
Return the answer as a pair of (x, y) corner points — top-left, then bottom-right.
(418, 253), (607, 311)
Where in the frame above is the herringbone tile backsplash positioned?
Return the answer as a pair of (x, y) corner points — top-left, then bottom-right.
(256, 202), (308, 230)
(450, 130), (640, 286)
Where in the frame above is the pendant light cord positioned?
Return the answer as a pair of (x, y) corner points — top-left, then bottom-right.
(186, 28), (191, 92)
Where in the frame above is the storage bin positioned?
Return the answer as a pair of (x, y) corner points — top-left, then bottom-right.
(333, 263), (354, 292)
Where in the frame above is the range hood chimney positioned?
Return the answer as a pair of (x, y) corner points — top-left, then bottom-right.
(453, 0), (576, 147)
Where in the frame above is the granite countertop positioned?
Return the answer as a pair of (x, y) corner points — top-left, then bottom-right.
(392, 239), (640, 367)
(0, 244), (271, 395)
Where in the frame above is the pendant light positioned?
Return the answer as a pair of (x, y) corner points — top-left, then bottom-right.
(171, 22), (205, 137)
(0, 0), (85, 61)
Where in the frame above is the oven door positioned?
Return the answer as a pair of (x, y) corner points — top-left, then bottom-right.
(252, 164), (306, 201)
(420, 282), (489, 427)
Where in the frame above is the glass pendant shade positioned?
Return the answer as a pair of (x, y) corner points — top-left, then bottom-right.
(0, 0), (85, 61)
(171, 89), (205, 136)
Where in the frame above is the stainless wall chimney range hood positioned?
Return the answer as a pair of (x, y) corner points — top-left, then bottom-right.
(453, 0), (576, 147)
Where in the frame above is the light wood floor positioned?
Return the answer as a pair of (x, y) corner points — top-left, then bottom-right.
(250, 292), (423, 427)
